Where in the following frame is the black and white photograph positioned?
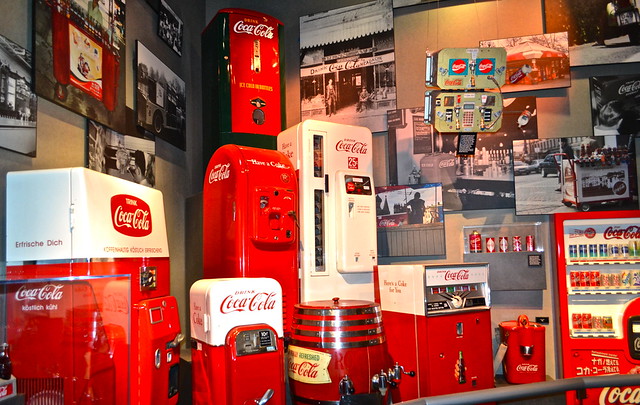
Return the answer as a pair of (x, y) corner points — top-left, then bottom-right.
(87, 119), (157, 187)
(513, 136), (638, 215)
(299, 0), (395, 132)
(545, 0), (640, 66)
(0, 33), (37, 157)
(388, 97), (538, 211)
(590, 73), (640, 137)
(158, 0), (183, 56)
(34, 0), (127, 133)
(136, 41), (186, 150)
(480, 32), (570, 93)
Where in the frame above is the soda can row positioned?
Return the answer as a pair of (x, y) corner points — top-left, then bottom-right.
(570, 270), (640, 288)
(568, 241), (640, 259)
(484, 235), (535, 253)
(572, 313), (613, 330)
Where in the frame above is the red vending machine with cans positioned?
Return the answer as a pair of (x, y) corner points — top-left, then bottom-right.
(202, 8), (285, 163)
(375, 263), (495, 403)
(202, 144), (298, 337)
(190, 278), (285, 405)
(4, 168), (183, 405)
(554, 210), (640, 405)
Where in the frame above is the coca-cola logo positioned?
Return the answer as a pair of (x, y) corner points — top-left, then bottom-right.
(439, 158), (456, 169)
(15, 284), (64, 301)
(450, 59), (467, 75)
(378, 219), (399, 227)
(604, 226), (640, 240)
(515, 363), (539, 372)
(478, 58), (494, 74)
(618, 80), (640, 96)
(444, 269), (469, 281)
(614, 181), (627, 196)
(584, 227), (596, 239)
(220, 292), (277, 314)
(111, 195), (152, 237)
(444, 79), (463, 87)
(335, 139), (368, 154)
(289, 361), (319, 379)
(599, 387), (640, 404)
(208, 163), (231, 184)
(0, 384), (11, 398)
(233, 20), (275, 39)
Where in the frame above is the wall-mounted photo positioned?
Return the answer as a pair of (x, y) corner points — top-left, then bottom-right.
(513, 136), (638, 215)
(545, 0), (640, 66)
(136, 41), (186, 150)
(158, 0), (183, 56)
(0, 34), (37, 157)
(87, 119), (157, 187)
(34, 0), (127, 133)
(299, 0), (395, 132)
(388, 97), (538, 211)
(480, 32), (570, 93)
(375, 183), (445, 257)
(590, 73), (640, 136)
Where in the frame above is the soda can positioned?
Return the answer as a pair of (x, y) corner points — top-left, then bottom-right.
(499, 236), (509, 253)
(582, 313), (593, 329)
(603, 316), (613, 329)
(621, 244), (630, 258)
(570, 271), (580, 287)
(580, 271), (590, 287)
(633, 270), (640, 286)
(572, 313), (583, 329)
(469, 231), (482, 253)
(629, 241), (639, 257)
(610, 244), (620, 258)
(513, 236), (522, 252)
(486, 237), (496, 253)
(599, 244), (609, 258)
(614, 272), (624, 287)
(569, 245), (578, 258)
(579, 244), (588, 258)
(447, 286), (455, 293)
(590, 271), (600, 287)
(600, 273), (610, 287)
(589, 244), (598, 258)
(526, 235), (535, 251)
(592, 316), (603, 330)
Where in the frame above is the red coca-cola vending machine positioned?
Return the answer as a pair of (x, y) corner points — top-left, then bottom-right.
(278, 120), (377, 302)
(553, 210), (640, 405)
(202, 8), (285, 163)
(4, 168), (183, 405)
(190, 277), (285, 405)
(202, 144), (298, 336)
(375, 263), (494, 403)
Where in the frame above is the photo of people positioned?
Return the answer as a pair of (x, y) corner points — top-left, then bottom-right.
(158, 0), (183, 56)
(87, 119), (157, 187)
(0, 33), (37, 156)
(590, 73), (640, 137)
(299, 0), (396, 132)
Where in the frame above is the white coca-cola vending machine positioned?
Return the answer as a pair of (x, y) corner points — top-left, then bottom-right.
(278, 120), (377, 302)
(190, 278), (285, 405)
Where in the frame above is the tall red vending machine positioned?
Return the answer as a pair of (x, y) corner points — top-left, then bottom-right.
(202, 8), (285, 166)
(553, 210), (640, 405)
(4, 168), (183, 405)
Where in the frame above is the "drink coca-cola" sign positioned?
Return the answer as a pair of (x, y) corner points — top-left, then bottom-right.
(233, 20), (275, 39)
(111, 195), (152, 237)
(604, 226), (640, 240)
(220, 291), (277, 314)
(15, 284), (64, 301)
(335, 139), (368, 154)
(444, 269), (470, 281)
(208, 163), (231, 184)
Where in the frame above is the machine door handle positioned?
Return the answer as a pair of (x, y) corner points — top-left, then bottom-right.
(256, 388), (274, 405)
(167, 333), (185, 349)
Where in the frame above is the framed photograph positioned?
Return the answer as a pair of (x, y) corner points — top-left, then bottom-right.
(87, 119), (157, 187)
(513, 136), (638, 215)
(388, 97), (538, 211)
(0, 34), (37, 156)
(136, 41), (186, 150)
(158, 0), (183, 56)
(299, 0), (396, 132)
(545, 0), (640, 66)
(590, 73), (640, 137)
(376, 183), (445, 257)
(480, 32), (570, 93)
(34, 0), (127, 133)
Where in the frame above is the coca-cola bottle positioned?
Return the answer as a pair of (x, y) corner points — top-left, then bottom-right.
(457, 350), (466, 384)
(0, 343), (12, 380)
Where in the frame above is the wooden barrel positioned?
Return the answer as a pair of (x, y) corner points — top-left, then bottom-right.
(287, 298), (390, 404)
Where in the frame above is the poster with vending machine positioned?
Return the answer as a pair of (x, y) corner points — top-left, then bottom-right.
(278, 120), (378, 302)
(553, 210), (640, 405)
(4, 168), (183, 405)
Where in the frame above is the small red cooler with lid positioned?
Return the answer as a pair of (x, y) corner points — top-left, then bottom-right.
(499, 315), (546, 384)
